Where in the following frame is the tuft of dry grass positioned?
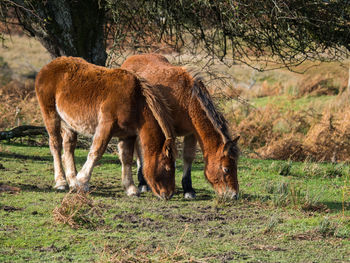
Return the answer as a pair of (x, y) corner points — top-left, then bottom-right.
(53, 191), (105, 229)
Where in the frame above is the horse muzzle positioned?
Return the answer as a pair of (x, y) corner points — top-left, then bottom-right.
(158, 191), (174, 200)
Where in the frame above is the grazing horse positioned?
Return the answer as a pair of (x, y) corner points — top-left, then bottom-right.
(121, 54), (239, 199)
(35, 56), (176, 199)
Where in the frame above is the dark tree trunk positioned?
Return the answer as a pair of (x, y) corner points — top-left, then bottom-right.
(11, 0), (107, 66)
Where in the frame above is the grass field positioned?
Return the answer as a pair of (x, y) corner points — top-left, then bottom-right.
(1, 142), (350, 262)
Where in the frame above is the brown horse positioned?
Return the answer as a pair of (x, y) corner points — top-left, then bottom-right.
(35, 56), (176, 199)
(121, 54), (239, 199)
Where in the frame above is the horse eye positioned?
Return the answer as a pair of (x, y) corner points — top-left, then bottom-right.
(222, 167), (230, 174)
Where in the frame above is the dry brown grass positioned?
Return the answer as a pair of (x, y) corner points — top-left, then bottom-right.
(257, 133), (306, 161)
(97, 225), (210, 263)
(0, 78), (42, 129)
(235, 106), (316, 150)
(303, 108), (350, 162)
(235, 99), (350, 162)
(298, 75), (345, 97)
(253, 81), (284, 98)
(0, 34), (51, 76)
(296, 61), (348, 97)
(97, 244), (206, 263)
(53, 191), (105, 229)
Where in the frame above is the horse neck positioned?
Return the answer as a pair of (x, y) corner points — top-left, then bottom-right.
(183, 77), (231, 159)
(137, 106), (165, 159)
(188, 100), (224, 157)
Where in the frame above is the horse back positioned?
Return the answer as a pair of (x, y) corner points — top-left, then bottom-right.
(122, 54), (194, 135)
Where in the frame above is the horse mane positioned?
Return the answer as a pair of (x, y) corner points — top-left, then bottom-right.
(191, 76), (232, 144)
(138, 77), (177, 158)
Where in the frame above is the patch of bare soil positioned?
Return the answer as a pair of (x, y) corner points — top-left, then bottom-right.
(113, 212), (165, 230)
(0, 184), (20, 194)
(0, 225), (18, 232)
(35, 244), (67, 253)
(290, 230), (324, 241)
(1, 205), (23, 212)
(213, 251), (250, 262)
(251, 244), (287, 252)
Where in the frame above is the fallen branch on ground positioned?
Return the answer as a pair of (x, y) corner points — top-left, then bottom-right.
(0, 125), (47, 140)
(0, 125), (118, 153)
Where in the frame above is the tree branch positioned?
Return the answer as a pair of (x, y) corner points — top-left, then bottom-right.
(0, 125), (47, 140)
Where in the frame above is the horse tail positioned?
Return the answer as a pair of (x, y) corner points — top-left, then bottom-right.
(138, 78), (177, 158)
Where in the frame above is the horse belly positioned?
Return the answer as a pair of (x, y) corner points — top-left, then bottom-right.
(56, 105), (98, 136)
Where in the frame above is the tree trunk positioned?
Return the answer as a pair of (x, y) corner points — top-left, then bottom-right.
(11, 0), (107, 66)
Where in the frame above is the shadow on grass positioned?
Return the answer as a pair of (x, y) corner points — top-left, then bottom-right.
(0, 151), (52, 162)
(0, 151), (120, 165)
(6, 181), (346, 213)
(239, 192), (346, 213)
(321, 201), (348, 213)
(8, 182), (125, 199)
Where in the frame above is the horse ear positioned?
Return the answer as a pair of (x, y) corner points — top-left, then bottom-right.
(223, 136), (239, 157)
(223, 141), (233, 156)
(232, 135), (240, 144)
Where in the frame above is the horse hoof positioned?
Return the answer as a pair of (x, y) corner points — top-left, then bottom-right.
(138, 185), (150, 193)
(54, 183), (67, 191)
(184, 191), (196, 199)
(79, 184), (89, 193)
(126, 186), (140, 197)
(69, 181), (89, 192)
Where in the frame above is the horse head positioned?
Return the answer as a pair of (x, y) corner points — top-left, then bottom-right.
(205, 136), (240, 199)
(143, 138), (176, 200)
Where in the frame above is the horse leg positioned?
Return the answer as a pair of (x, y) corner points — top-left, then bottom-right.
(182, 134), (197, 199)
(62, 126), (78, 188)
(117, 137), (139, 196)
(135, 138), (150, 193)
(41, 111), (66, 190)
(70, 121), (113, 191)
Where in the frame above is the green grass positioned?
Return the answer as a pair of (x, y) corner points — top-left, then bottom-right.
(251, 94), (336, 111)
(1, 142), (350, 262)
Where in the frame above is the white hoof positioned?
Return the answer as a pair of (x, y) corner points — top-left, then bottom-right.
(54, 182), (67, 191)
(68, 178), (78, 189)
(138, 185), (150, 193)
(126, 186), (140, 197)
(184, 192), (196, 199)
(69, 179), (89, 192)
